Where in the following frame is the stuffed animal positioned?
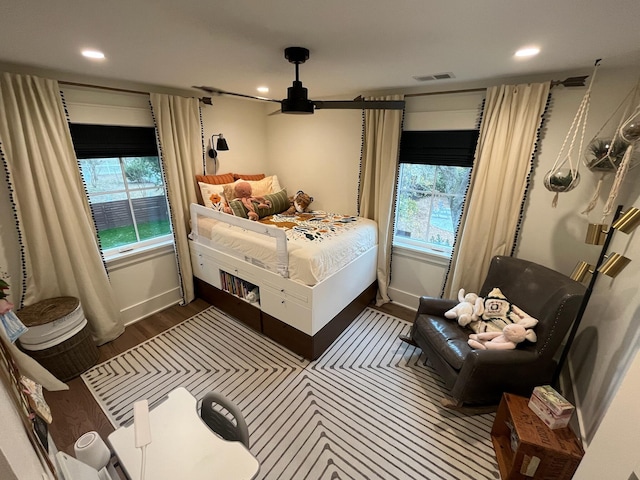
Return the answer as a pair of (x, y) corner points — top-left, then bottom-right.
(467, 316), (538, 350)
(224, 181), (271, 221)
(444, 289), (483, 327)
(466, 287), (523, 333)
(285, 190), (314, 215)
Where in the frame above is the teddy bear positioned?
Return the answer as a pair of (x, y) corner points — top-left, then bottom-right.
(285, 190), (314, 215)
(467, 316), (538, 350)
(444, 289), (483, 327)
(224, 181), (271, 221)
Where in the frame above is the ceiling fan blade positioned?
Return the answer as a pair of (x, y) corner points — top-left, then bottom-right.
(192, 86), (281, 103)
(313, 100), (405, 110)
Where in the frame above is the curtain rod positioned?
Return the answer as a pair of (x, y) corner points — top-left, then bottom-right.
(58, 80), (212, 104)
(404, 76), (587, 98)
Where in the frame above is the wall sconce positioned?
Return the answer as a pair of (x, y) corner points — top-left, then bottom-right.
(612, 207), (640, 234)
(207, 133), (230, 159)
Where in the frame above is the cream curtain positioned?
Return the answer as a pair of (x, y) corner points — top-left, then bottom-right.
(359, 95), (404, 305)
(443, 82), (550, 298)
(0, 73), (123, 344)
(150, 94), (202, 305)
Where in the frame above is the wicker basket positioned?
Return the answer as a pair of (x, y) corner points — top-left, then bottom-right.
(17, 297), (99, 381)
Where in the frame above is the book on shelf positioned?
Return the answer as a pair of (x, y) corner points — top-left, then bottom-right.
(220, 271), (259, 304)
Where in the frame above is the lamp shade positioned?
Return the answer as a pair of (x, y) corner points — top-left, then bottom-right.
(598, 253), (631, 277)
(612, 207), (640, 234)
(570, 261), (593, 282)
(585, 223), (608, 245)
(216, 136), (229, 151)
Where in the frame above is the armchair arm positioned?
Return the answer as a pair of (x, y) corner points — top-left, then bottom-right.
(417, 296), (458, 317)
(452, 349), (554, 404)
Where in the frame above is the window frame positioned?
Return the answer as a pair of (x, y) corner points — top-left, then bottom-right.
(69, 123), (173, 262)
(393, 129), (479, 258)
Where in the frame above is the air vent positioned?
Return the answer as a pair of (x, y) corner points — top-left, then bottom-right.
(412, 72), (455, 82)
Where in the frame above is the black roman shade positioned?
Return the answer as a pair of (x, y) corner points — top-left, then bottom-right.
(69, 124), (158, 159)
(399, 130), (479, 167)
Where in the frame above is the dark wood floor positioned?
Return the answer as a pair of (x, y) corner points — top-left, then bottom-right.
(44, 298), (414, 456)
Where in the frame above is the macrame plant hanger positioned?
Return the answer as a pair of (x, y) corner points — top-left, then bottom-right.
(582, 78), (640, 217)
(545, 60), (601, 207)
(601, 84), (640, 219)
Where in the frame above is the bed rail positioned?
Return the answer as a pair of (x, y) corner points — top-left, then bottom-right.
(189, 203), (289, 278)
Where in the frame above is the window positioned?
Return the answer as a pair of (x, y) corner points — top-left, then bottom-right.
(69, 124), (172, 256)
(393, 130), (479, 256)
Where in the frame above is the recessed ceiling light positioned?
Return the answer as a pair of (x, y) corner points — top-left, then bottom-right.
(257, 86), (269, 93)
(82, 49), (105, 60)
(515, 47), (540, 58)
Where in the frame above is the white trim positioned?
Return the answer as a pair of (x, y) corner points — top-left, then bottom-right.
(105, 239), (174, 270)
(122, 287), (182, 326)
(392, 243), (450, 267)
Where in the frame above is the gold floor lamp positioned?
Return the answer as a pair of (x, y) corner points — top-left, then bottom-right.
(554, 204), (640, 386)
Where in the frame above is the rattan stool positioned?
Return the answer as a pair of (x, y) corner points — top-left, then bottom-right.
(17, 297), (99, 381)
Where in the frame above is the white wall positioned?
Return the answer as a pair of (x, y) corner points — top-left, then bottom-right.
(573, 349), (640, 479)
(200, 95), (269, 177)
(266, 108), (362, 214)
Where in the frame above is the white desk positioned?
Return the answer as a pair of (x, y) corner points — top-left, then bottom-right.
(108, 387), (260, 480)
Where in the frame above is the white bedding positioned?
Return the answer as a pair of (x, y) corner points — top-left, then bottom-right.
(195, 212), (377, 285)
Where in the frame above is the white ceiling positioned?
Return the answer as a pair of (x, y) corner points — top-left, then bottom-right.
(1, 0), (640, 100)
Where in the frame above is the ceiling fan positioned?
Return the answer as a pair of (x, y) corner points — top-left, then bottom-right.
(194, 47), (405, 114)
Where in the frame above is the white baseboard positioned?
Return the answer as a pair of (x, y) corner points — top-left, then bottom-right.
(387, 287), (419, 311)
(121, 287), (182, 326)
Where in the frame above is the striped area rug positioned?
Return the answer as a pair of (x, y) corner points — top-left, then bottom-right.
(82, 307), (499, 480)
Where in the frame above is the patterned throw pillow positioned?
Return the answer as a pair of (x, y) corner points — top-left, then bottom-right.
(198, 182), (227, 210)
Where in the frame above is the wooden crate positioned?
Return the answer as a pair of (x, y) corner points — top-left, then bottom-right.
(491, 393), (584, 480)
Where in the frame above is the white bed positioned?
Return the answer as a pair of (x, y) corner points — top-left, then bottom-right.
(192, 207), (377, 285)
(188, 203), (378, 359)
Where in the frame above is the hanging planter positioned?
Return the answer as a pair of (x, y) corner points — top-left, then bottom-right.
(582, 81), (640, 217)
(546, 60), (601, 207)
(583, 137), (628, 172)
(543, 168), (581, 192)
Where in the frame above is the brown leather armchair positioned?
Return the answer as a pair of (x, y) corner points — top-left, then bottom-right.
(410, 256), (586, 407)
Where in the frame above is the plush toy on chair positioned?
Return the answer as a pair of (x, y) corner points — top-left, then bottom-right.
(467, 316), (538, 350)
(224, 181), (271, 221)
(285, 190), (314, 215)
(444, 289), (483, 327)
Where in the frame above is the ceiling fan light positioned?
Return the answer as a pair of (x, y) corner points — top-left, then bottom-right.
(515, 47), (540, 57)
